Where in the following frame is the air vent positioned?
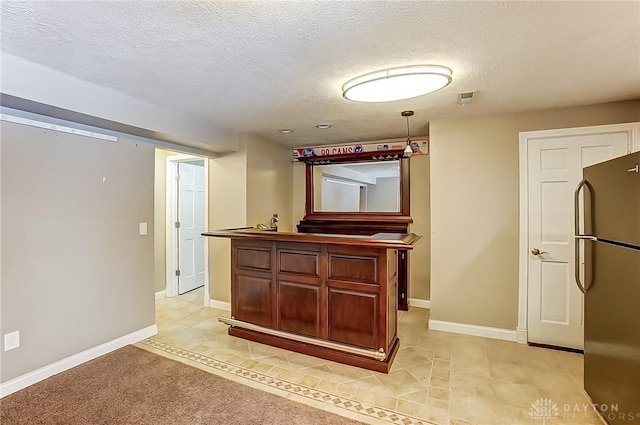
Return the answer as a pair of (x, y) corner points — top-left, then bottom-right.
(458, 91), (476, 105)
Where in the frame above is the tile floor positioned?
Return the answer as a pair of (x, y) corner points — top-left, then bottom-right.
(140, 288), (604, 425)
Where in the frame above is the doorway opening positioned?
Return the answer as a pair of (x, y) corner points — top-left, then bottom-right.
(154, 149), (210, 307)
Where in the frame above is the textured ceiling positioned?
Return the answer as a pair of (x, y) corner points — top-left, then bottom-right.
(1, 1), (639, 148)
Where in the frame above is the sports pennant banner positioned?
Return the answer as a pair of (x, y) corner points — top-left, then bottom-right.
(293, 138), (428, 160)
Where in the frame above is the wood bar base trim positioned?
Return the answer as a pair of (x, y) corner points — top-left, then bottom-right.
(229, 327), (400, 373)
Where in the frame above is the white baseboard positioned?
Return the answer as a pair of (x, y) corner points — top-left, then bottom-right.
(155, 290), (166, 300)
(209, 299), (231, 311)
(0, 324), (158, 398)
(428, 319), (516, 342)
(408, 298), (430, 309)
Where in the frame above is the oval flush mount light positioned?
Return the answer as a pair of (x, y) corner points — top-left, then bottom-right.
(279, 128), (294, 134)
(342, 65), (452, 102)
(315, 124), (332, 129)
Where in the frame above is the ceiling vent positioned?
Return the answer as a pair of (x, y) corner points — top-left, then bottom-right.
(458, 91), (476, 105)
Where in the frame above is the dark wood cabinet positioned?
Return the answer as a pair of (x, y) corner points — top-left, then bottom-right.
(205, 229), (421, 372)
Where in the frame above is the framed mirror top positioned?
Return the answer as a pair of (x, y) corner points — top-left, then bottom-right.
(302, 157), (411, 223)
(313, 161), (401, 213)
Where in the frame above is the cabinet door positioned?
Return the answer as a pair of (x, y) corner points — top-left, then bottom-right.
(276, 243), (323, 338)
(233, 240), (275, 327)
(278, 280), (321, 338)
(328, 284), (379, 349)
(326, 247), (382, 350)
(234, 274), (273, 327)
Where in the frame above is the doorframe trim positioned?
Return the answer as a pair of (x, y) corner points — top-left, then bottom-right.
(165, 154), (210, 306)
(517, 122), (640, 345)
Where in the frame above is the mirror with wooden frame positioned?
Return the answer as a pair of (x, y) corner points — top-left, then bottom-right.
(313, 161), (401, 213)
(298, 157), (411, 234)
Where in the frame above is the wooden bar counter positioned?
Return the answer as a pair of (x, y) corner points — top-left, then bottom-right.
(202, 228), (421, 373)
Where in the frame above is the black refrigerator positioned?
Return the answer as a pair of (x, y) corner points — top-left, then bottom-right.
(576, 151), (640, 424)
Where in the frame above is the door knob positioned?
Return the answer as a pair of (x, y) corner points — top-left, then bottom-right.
(531, 248), (548, 256)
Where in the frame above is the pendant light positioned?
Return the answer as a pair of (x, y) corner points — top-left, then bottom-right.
(402, 110), (414, 158)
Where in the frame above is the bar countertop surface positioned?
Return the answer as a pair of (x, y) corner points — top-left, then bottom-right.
(202, 227), (422, 250)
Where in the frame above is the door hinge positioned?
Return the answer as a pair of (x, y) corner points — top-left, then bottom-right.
(175, 173), (181, 180)
(175, 221), (180, 229)
(175, 269), (181, 277)
(401, 252), (406, 259)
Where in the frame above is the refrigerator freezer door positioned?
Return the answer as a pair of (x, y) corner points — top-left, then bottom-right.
(583, 151), (640, 247)
(584, 241), (640, 423)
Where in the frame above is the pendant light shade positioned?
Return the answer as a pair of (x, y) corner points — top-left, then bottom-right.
(343, 65), (452, 102)
(403, 143), (413, 157)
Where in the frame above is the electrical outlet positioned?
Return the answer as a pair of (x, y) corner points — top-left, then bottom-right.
(4, 331), (20, 351)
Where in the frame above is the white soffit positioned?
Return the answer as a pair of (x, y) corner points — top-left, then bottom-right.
(0, 113), (117, 142)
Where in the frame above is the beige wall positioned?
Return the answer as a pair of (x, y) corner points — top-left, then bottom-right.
(246, 134), (293, 232)
(1, 121), (155, 382)
(207, 134), (293, 303)
(208, 141), (248, 303)
(430, 100), (640, 330)
(409, 155), (431, 300)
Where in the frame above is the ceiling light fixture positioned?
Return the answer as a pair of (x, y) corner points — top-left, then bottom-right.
(315, 124), (332, 129)
(279, 128), (294, 134)
(402, 110), (414, 158)
(342, 65), (452, 102)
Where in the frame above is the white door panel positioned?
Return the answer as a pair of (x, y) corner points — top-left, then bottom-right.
(527, 130), (629, 349)
(539, 262), (570, 324)
(178, 161), (205, 294)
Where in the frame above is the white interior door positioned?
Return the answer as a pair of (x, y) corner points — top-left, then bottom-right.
(178, 161), (205, 294)
(527, 128), (630, 349)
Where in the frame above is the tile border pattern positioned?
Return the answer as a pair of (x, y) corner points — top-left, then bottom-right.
(141, 338), (434, 425)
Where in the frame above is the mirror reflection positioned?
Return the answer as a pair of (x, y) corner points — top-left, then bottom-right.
(313, 161), (400, 212)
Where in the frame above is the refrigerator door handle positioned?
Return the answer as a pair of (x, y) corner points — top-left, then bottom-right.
(574, 179), (596, 295)
(574, 236), (596, 295)
(574, 240), (588, 295)
(574, 179), (589, 237)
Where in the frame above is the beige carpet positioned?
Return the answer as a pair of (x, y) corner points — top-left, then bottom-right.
(0, 345), (367, 425)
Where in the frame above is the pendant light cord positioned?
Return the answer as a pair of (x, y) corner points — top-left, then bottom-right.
(406, 115), (411, 143)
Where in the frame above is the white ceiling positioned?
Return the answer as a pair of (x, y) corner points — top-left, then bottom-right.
(1, 1), (639, 148)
